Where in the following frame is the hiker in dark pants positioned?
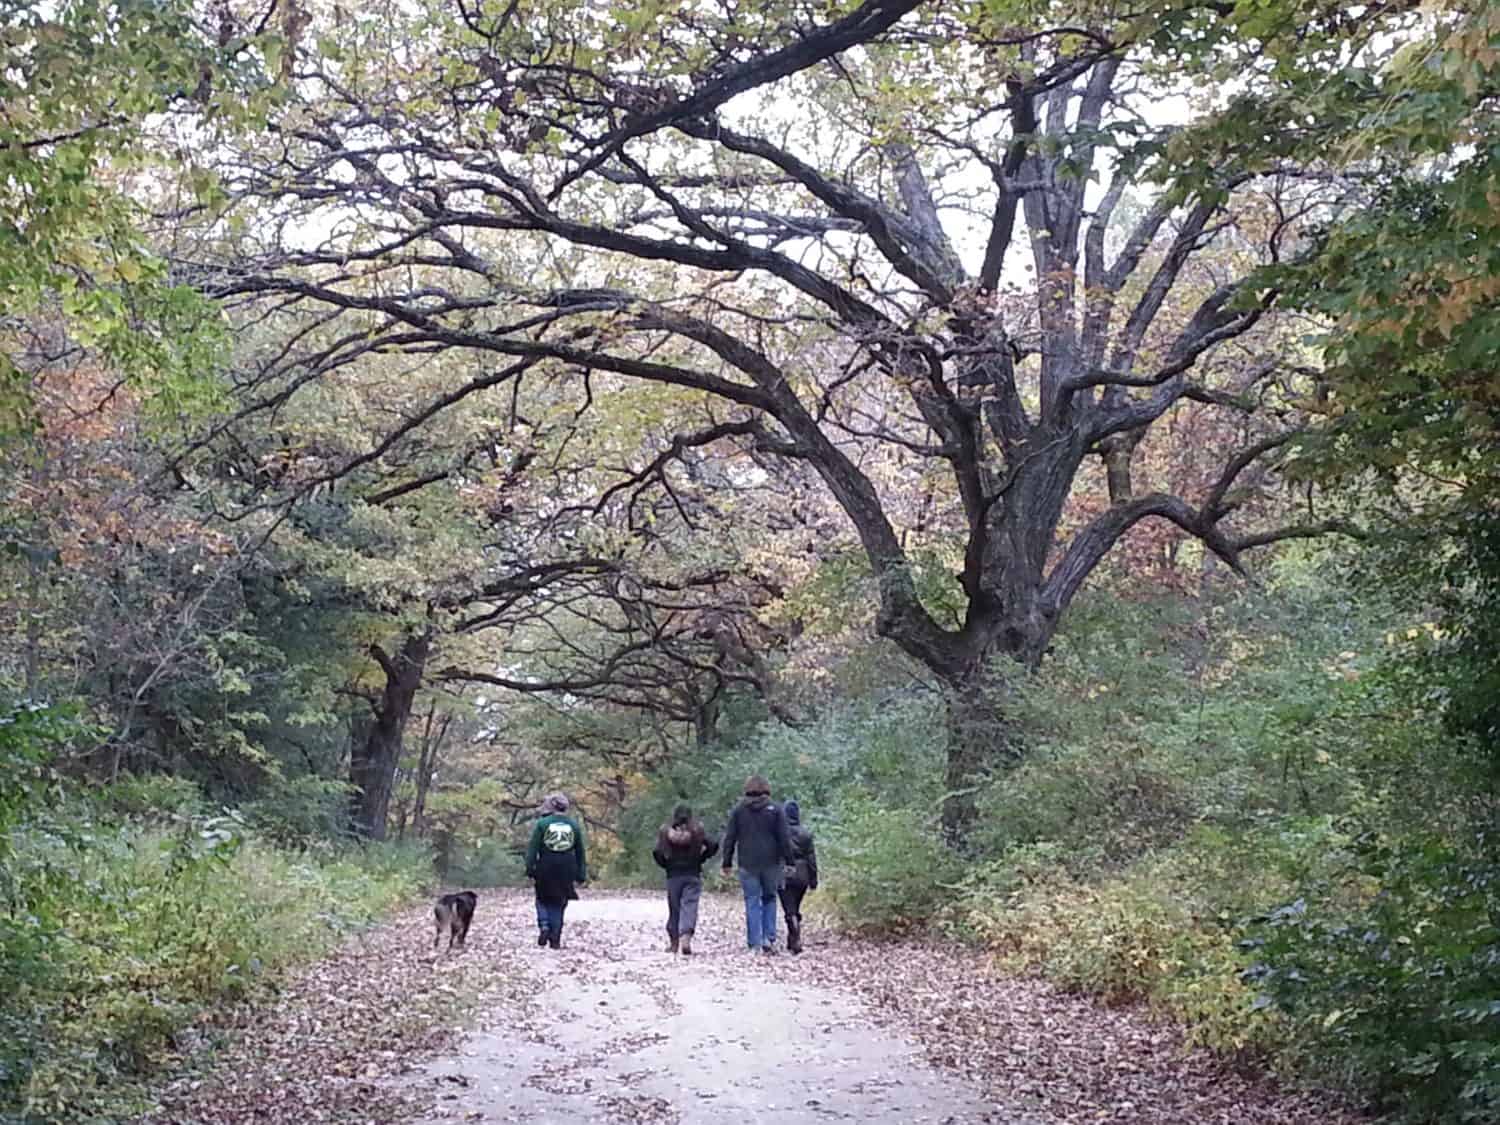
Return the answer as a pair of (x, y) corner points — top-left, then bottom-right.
(652, 803), (719, 955)
(720, 774), (794, 954)
(778, 799), (818, 954)
(525, 793), (586, 949)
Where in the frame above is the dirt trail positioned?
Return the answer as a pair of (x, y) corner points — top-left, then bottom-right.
(413, 894), (1011, 1124)
(143, 889), (1361, 1125)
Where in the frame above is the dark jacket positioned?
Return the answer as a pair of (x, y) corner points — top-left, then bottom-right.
(526, 813), (587, 904)
(652, 821), (720, 878)
(720, 794), (793, 872)
(783, 801), (818, 889)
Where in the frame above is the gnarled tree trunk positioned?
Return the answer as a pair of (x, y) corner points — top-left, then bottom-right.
(919, 598), (1058, 839)
(349, 630), (431, 841)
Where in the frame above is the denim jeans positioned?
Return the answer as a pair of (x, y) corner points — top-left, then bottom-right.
(737, 866), (781, 948)
(535, 897), (567, 934)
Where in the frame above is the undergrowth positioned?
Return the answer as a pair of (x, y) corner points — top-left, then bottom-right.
(0, 712), (429, 1123)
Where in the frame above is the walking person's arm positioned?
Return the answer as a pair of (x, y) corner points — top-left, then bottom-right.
(524, 819), (543, 877)
(805, 831), (819, 890)
(574, 819), (588, 883)
(701, 833), (720, 865)
(720, 808), (739, 870)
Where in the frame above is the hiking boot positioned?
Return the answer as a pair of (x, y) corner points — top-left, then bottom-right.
(548, 929), (562, 950)
(787, 916), (803, 955)
(761, 943), (777, 956)
(667, 935), (679, 954)
(680, 931), (693, 956)
(537, 928), (549, 947)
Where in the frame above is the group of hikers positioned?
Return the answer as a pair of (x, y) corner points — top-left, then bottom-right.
(523, 776), (818, 955)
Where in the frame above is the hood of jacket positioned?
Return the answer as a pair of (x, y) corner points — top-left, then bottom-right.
(783, 799), (801, 825)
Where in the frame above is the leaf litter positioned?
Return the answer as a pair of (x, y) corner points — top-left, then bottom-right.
(138, 890), (1365, 1124)
(770, 920), (1369, 1125)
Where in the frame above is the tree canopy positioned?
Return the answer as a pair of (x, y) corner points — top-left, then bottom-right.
(3, 1), (1500, 1115)
(175, 0), (1418, 825)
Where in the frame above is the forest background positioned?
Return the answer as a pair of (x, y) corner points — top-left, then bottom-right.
(2, 0), (1498, 1121)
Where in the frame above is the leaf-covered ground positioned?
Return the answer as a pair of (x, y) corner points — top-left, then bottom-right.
(138, 894), (535, 1125)
(778, 925), (1365, 1125)
(139, 889), (1363, 1124)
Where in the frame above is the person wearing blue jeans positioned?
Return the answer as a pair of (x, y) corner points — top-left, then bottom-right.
(525, 793), (586, 949)
(736, 866), (781, 951)
(535, 897), (566, 941)
(720, 775), (794, 954)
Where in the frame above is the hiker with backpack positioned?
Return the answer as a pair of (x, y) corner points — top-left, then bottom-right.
(720, 774), (794, 954)
(652, 803), (719, 955)
(525, 793), (586, 949)
(778, 799), (818, 954)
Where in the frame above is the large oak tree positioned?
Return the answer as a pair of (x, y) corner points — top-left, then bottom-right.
(201, 0), (1360, 829)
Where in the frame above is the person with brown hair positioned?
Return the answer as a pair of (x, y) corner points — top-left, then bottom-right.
(720, 775), (794, 954)
(651, 803), (719, 955)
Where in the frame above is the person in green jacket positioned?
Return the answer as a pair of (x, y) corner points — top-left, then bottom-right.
(525, 793), (586, 949)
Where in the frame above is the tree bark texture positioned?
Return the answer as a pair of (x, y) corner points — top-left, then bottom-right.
(349, 630), (431, 841)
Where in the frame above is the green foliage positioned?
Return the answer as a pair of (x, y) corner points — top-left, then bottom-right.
(979, 566), (1389, 867)
(1246, 833), (1500, 1122)
(818, 788), (962, 933)
(242, 775), (354, 845)
(0, 702), (76, 836)
(1230, 520), (1500, 1122)
(0, 711), (428, 1124)
(0, 0), (247, 431)
(446, 836), (526, 888)
(964, 821), (1355, 1056)
(1427, 515), (1500, 780)
(947, 548), (1500, 1114)
(1227, 4), (1500, 526)
(93, 773), (210, 820)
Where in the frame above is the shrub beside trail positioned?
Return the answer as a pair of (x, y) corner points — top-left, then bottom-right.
(0, 712), (429, 1123)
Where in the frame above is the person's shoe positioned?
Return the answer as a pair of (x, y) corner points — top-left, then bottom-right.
(537, 928), (549, 947)
(761, 943), (777, 956)
(680, 931), (693, 956)
(787, 917), (802, 954)
(667, 935), (679, 954)
(548, 929), (562, 950)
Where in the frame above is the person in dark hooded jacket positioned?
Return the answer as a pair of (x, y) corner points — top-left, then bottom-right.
(651, 803), (719, 955)
(778, 799), (818, 954)
(720, 774), (793, 953)
(525, 793), (586, 949)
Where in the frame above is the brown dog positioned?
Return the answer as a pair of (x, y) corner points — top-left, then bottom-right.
(433, 890), (477, 950)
